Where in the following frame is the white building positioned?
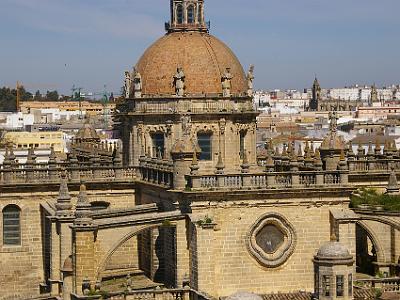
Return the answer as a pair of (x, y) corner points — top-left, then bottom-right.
(0, 112), (34, 130)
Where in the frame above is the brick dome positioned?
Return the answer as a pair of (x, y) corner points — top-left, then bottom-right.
(135, 32), (248, 96)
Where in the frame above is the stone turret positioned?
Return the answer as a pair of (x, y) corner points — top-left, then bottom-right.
(56, 175), (73, 217)
(320, 112), (344, 165)
(313, 235), (354, 300)
(171, 136), (201, 189)
(74, 183), (93, 227)
(386, 170), (399, 195)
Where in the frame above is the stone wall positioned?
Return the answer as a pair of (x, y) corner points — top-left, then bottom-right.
(0, 184), (136, 299)
(0, 193), (47, 300)
(189, 198), (349, 297)
(105, 236), (139, 272)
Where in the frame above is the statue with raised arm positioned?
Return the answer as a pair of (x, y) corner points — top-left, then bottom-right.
(124, 71), (132, 99)
(221, 67), (233, 97)
(132, 67), (142, 98)
(173, 67), (185, 97)
(247, 64), (255, 97)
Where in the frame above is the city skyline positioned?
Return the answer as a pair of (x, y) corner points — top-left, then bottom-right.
(1, 0), (400, 95)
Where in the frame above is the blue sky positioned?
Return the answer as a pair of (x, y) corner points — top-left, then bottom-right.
(1, 0), (399, 95)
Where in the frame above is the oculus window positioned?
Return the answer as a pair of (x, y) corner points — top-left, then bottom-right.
(247, 212), (297, 268)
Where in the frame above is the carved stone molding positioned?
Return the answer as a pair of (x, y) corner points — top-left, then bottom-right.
(246, 212), (297, 268)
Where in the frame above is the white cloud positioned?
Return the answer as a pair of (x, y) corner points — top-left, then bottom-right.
(1, 0), (162, 39)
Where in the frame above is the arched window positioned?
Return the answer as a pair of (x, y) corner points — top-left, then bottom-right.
(197, 132), (212, 160)
(187, 5), (195, 24)
(3, 205), (21, 245)
(176, 5), (183, 24)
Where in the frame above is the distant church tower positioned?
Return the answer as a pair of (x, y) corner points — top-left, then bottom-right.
(369, 84), (378, 106)
(167, 0), (208, 32)
(309, 77), (322, 111)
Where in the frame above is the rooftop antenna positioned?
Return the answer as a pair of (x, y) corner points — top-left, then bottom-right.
(16, 81), (23, 112)
(71, 85), (84, 119)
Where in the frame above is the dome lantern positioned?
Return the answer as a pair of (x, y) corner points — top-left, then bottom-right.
(166, 0), (209, 33)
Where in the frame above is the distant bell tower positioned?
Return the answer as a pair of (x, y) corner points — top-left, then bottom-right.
(310, 77), (321, 111)
(166, 0), (208, 33)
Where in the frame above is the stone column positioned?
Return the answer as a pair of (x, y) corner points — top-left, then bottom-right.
(218, 118), (226, 168)
(50, 221), (61, 295)
(132, 125), (139, 166)
(176, 219), (190, 287)
(190, 222), (216, 295)
(73, 229), (96, 295)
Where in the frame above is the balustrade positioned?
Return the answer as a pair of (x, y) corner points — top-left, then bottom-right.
(0, 162), (135, 185)
(355, 277), (400, 292)
(186, 170), (348, 191)
(107, 287), (211, 300)
(131, 98), (253, 115)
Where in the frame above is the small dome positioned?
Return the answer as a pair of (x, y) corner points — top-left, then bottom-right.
(226, 292), (263, 300)
(75, 122), (100, 141)
(62, 255), (73, 272)
(317, 241), (352, 259)
(136, 31), (247, 96)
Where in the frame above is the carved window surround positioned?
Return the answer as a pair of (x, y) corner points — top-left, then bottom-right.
(246, 212), (297, 268)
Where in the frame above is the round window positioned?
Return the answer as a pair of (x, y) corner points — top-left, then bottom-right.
(247, 213), (297, 268)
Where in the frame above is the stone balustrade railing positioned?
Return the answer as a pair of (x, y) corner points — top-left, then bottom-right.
(186, 170), (345, 190)
(139, 157), (174, 188)
(0, 163), (136, 185)
(127, 98), (254, 115)
(355, 277), (400, 292)
(348, 159), (400, 172)
(98, 287), (212, 300)
(257, 157), (400, 173)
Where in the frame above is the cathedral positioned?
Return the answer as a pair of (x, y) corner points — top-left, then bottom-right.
(1, 1), (400, 300)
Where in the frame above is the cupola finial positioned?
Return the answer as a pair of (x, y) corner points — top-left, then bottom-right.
(166, 0), (209, 33)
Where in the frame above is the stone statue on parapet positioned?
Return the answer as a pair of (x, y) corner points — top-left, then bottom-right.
(133, 67), (142, 98)
(221, 67), (233, 97)
(173, 67), (185, 97)
(181, 114), (192, 136)
(247, 65), (255, 97)
(124, 71), (132, 99)
(329, 111), (338, 133)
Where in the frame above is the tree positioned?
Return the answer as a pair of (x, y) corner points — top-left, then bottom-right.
(46, 90), (59, 101)
(0, 87), (17, 112)
(34, 90), (42, 101)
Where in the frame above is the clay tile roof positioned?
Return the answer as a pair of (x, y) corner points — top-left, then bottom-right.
(136, 32), (247, 96)
(262, 292), (312, 300)
(261, 289), (375, 300)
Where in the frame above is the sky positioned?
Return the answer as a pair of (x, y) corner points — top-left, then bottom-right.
(1, 0), (400, 95)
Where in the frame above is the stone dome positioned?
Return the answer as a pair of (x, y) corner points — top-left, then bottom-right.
(136, 31), (248, 96)
(316, 241), (352, 259)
